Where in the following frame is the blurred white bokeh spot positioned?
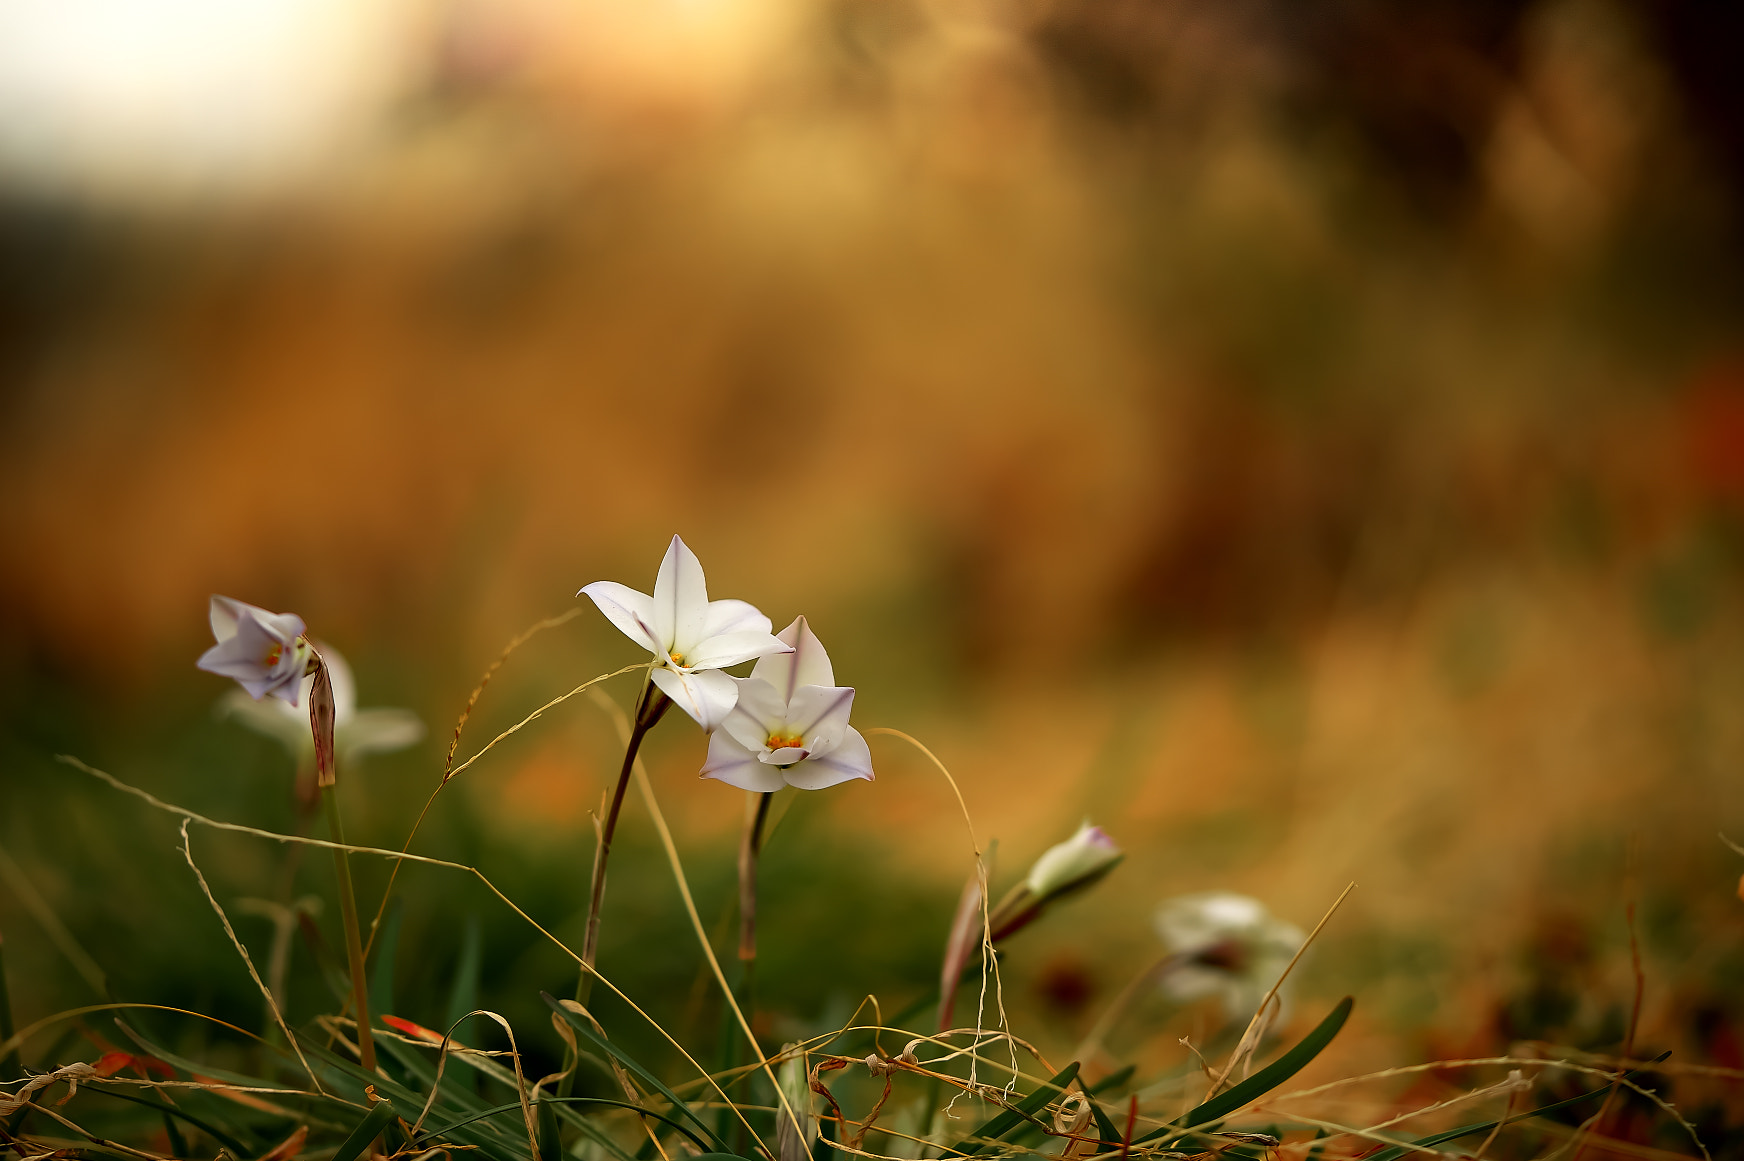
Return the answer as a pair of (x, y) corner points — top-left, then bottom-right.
(0, 0), (420, 199)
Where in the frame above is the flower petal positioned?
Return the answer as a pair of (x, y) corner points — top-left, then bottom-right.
(788, 685), (855, 751)
(651, 666), (738, 731)
(340, 708), (426, 757)
(758, 745), (810, 765)
(700, 730), (787, 792)
(685, 630), (791, 671)
(217, 688), (309, 753)
(317, 643), (356, 723)
(750, 616), (835, 702)
(722, 677), (785, 751)
(783, 726), (873, 790)
(654, 536), (709, 655)
(209, 594), (246, 641)
(702, 598), (773, 640)
(580, 581), (663, 654)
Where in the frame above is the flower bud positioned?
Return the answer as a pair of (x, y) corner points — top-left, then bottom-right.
(1025, 822), (1123, 900)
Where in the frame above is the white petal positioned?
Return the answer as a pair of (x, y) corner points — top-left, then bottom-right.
(700, 730), (787, 792)
(580, 581), (663, 653)
(750, 616), (835, 702)
(759, 745), (810, 765)
(722, 678), (785, 751)
(788, 685), (854, 751)
(784, 726), (873, 790)
(653, 536), (709, 655)
(685, 630), (791, 671)
(339, 708), (426, 757)
(317, 642), (357, 723)
(701, 599), (772, 640)
(651, 666), (738, 731)
(208, 594), (246, 641)
(216, 689), (309, 753)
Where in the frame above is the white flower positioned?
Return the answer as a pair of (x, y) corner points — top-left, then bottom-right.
(1025, 822), (1123, 898)
(196, 595), (314, 705)
(699, 616), (874, 791)
(1154, 892), (1304, 1021)
(579, 535), (791, 730)
(218, 643), (425, 764)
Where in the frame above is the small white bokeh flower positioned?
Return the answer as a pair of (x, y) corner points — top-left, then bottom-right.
(1154, 891), (1304, 1022)
(196, 595), (314, 705)
(700, 616), (874, 791)
(580, 535), (791, 731)
(1026, 822), (1123, 899)
(218, 643), (425, 766)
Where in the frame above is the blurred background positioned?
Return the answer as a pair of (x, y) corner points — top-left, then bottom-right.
(3, 0), (1744, 1146)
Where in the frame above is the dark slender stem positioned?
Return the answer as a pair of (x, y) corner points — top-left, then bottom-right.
(737, 792), (775, 963)
(321, 785), (377, 1074)
(577, 677), (670, 1001)
(0, 928), (18, 1079)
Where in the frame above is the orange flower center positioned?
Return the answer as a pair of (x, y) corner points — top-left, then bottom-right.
(765, 731), (804, 751)
(668, 651), (687, 668)
(263, 643), (282, 667)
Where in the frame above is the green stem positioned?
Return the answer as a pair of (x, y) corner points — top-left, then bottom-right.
(322, 785), (377, 1075)
(737, 791), (775, 964)
(576, 677), (670, 1002)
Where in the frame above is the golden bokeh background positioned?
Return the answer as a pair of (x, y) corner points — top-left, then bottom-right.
(4, 0), (1744, 1124)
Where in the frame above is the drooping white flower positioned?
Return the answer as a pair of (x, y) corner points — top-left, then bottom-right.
(700, 616), (874, 791)
(196, 595), (314, 705)
(218, 643), (425, 764)
(1026, 822), (1123, 898)
(579, 535), (791, 730)
(1154, 892), (1304, 1021)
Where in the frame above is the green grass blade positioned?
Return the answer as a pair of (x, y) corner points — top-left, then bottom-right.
(1364, 1051), (1673, 1161)
(444, 916), (483, 1042)
(949, 1061), (1080, 1154)
(542, 992), (728, 1153)
(1135, 996), (1354, 1145)
(331, 1096), (399, 1161)
(85, 1086), (253, 1156)
(425, 1097), (715, 1157)
(369, 898), (404, 1020)
(537, 1096), (562, 1161)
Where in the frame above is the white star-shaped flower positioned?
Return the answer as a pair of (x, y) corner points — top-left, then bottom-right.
(579, 535), (791, 730)
(700, 616), (874, 791)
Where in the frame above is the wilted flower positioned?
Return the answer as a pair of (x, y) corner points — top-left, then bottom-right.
(580, 535), (790, 730)
(1026, 822), (1123, 898)
(701, 616), (874, 791)
(196, 596), (314, 705)
(1154, 892), (1304, 1021)
(218, 643), (425, 766)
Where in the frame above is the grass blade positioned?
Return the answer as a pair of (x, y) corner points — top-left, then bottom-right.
(424, 1096), (715, 1154)
(543, 992), (729, 1153)
(950, 1061), (1080, 1154)
(1365, 1052), (1673, 1161)
(369, 898), (404, 1020)
(1135, 996), (1353, 1145)
(331, 1093), (398, 1161)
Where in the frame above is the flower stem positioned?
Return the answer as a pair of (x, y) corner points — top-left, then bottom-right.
(737, 791), (775, 964)
(321, 784), (377, 1074)
(576, 676), (671, 1002)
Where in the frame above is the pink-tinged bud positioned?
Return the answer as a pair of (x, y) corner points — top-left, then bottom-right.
(309, 658), (337, 787)
(1025, 822), (1124, 899)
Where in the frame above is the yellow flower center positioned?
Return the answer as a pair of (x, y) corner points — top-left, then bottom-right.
(668, 651), (687, 668)
(263, 643), (282, 667)
(765, 731), (804, 751)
